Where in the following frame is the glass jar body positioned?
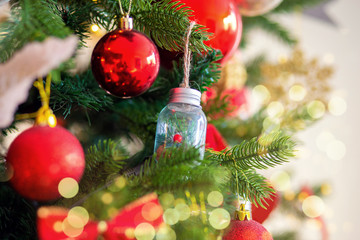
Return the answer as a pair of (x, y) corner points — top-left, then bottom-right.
(154, 102), (207, 158)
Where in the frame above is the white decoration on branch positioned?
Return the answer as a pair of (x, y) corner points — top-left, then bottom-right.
(0, 36), (78, 128)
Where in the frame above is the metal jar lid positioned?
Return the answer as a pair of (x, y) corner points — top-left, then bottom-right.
(169, 88), (201, 107)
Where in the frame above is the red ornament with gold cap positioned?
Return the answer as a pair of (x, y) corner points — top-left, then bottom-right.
(91, 0), (160, 98)
(5, 77), (85, 201)
(223, 204), (273, 240)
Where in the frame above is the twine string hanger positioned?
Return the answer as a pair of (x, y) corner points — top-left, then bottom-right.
(180, 21), (196, 88)
(118, 0), (133, 17)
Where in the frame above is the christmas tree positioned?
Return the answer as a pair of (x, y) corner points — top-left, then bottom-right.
(0, 0), (333, 239)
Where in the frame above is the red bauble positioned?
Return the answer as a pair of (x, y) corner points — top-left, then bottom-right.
(173, 134), (183, 143)
(91, 29), (160, 98)
(252, 189), (280, 223)
(175, 0), (242, 63)
(6, 126), (85, 201)
(223, 219), (273, 240)
(205, 124), (228, 151)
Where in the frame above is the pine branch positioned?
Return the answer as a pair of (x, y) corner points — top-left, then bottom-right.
(242, 16), (297, 46)
(232, 169), (275, 208)
(212, 134), (296, 170)
(50, 70), (114, 117)
(0, 0), (71, 62)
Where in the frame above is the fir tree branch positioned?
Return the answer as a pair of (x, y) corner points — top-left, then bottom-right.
(0, 0), (71, 62)
(212, 134), (296, 170)
(231, 169), (275, 208)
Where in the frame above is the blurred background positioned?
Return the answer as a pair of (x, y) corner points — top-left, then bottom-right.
(241, 0), (359, 239)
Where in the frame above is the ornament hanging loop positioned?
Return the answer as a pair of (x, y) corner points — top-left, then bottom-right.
(118, 0), (133, 30)
(180, 21), (196, 88)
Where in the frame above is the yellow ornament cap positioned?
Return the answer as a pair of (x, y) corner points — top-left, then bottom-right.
(235, 203), (251, 221)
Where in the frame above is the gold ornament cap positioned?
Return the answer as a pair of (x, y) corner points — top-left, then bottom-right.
(120, 15), (133, 30)
(235, 203), (251, 221)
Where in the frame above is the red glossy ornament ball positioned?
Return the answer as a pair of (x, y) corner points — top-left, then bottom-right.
(223, 219), (273, 240)
(6, 126), (85, 201)
(173, 134), (183, 143)
(175, 0), (242, 63)
(91, 29), (160, 98)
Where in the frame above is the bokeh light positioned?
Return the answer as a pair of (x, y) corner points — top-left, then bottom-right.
(289, 84), (307, 101)
(53, 221), (62, 233)
(142, 202), (163, 222)
(90, 24), (100, 33)
(328, 96), (347, 116)
(270, 171), (291, 191)
(163, 208), (179, 225)
(97, 221), (108, 233)
(68, 207), (89, 228)
(48, 114), (57, 128)
(160, 193), (175, 208)
(175, 203), (191, 221)
(101, 192), (114, 204)
(253, 85), (271, 103)
(156, 225), (176, 240)
(209, 208), (231, 230)
(302, 195), (325, 218)
(134, 223), (155, 240)
(326, 140), (346, 160)
(307, 100), (326, 119)
(108, 176), (126, 192)
(62, 217), (84, 238)
(266, 101), (284, 117)
(263, 117), (281, 132)
(58, 177), (79, 198)
(207, 191), (224, 207)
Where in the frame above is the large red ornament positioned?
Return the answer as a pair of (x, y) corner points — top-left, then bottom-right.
(6, 126), (85, 201)
(174, 0), (242, 63)
(91, 27), (160, 98)
(223, 219), (273, 240)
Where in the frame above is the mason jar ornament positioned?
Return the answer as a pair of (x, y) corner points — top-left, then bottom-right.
(154, 22), (207, 159)
(154, 88), (207, 158)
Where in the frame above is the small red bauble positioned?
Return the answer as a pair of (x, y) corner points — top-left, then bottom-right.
(91, 29), (160, 98)
(174, 0), (242, 63)
(223, 219), (273, 240)
(205, 124), (227, 151)
(6, 126), (85, 201)
(252, 187), (280, 223)
(173, 134), (183, 143)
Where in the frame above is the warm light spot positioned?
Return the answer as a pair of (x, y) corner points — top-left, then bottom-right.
(156, 225), (176, 240)
(323, 53), (335, 64)
(321, 183), (332, 195)
(142, 202), (163, 221)
(134, 223), (155, 240)
(307, 100), (326, 119)
(253, 85), (270, 103)
(58, 178), (79, 198)
(125, 228), (135, 239)
(316, 131), (335, 152)
(114, 176), (126, 188)
(101, 192), (114, 204)
(91, 24), (100, 32)
(208, 208), (231, 230)
(174, 198), (186, 206)
(175, 203), (191, 221)
(207, 191), (224, 207)
(53, 221), (62, 233)
(284, 191), (295, 201)
(68, 207), (89, 228)
(266, 101), (284, 117)
(289, 84), (307, 101)
(302, 195), (325, 218)
(160, 193), (174, 208)
(298, 192), (310, 202)
(270, 171), (291, 191)
(97, 221), (108, 233)
(328, 96), (347, 116)
(62, 218), (84, 237)
(146, 53), (156, 65)
(326, 140), (346, 161)
(163, 208), (179, 225)
(262, 117), (280, 132)
(48, 114), (57, 127)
